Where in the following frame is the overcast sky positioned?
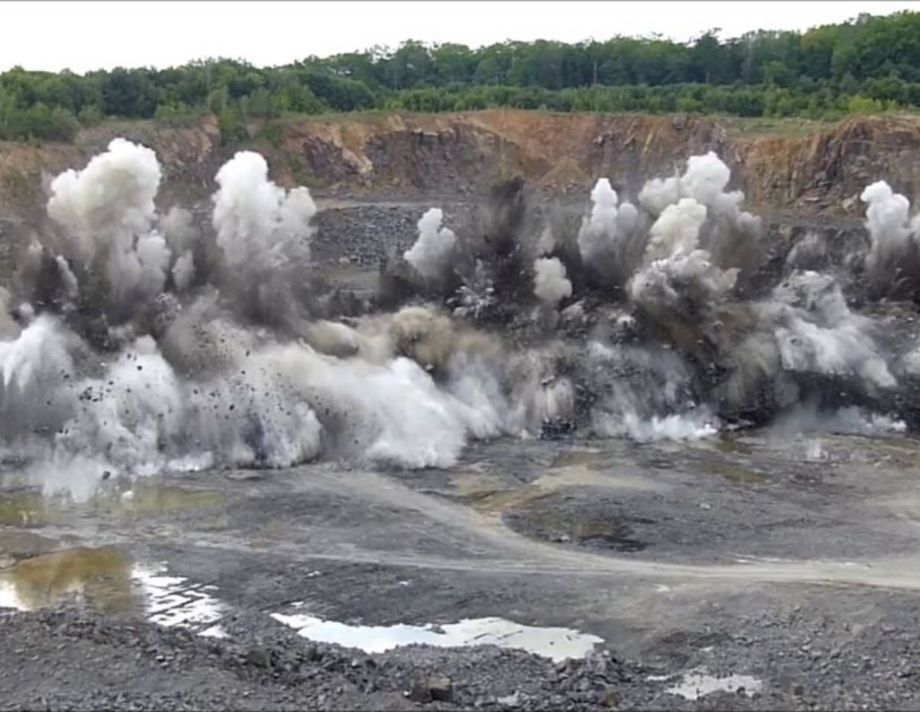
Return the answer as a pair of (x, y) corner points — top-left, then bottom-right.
(2, 1), (916, 74)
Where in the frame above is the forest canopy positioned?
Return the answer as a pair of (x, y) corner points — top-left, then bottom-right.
(3, 10), (920, 142)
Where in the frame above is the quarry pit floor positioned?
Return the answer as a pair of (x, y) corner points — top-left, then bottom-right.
(5, 433), (920, 709)
(1, 199), (919, 709)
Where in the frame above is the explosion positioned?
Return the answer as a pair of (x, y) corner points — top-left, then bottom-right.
(1, 140), (916, 498)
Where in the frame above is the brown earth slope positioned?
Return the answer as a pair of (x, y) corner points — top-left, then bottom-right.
(2, 110), (920, 224)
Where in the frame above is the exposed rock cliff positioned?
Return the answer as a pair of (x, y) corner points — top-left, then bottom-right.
(3, 110), (920, 225)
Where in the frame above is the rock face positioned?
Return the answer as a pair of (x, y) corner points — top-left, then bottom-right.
(2, 110), (920, 222)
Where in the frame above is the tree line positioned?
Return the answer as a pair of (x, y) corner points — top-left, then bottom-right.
(3, 10), (920, 143)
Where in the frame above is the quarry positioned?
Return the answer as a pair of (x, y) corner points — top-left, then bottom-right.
(5, 109), (920, 710)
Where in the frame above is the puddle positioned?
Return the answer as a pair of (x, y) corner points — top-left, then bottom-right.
(0, 547), (227, 636)
(0, 491), (60, 527)
(666, 672), (762, 700)
(271, 611), (603, 662)
(0, 482), (223, 527)
(92, 482), (225, 519)
(132, 564), (226, 634)
(0, 547), (135, 612)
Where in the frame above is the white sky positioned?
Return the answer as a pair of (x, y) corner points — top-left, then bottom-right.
(2, 1), (917, 74)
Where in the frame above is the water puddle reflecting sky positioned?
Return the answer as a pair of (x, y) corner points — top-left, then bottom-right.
(271, 609), (603, 661)
(0, 547), (227, 637)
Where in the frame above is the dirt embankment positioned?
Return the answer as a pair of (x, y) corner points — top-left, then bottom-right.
(3, 110), (920, 224)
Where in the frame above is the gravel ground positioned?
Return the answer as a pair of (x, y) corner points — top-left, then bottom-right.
(312, 204), (422, 269)
(5, 434), (920, 710)
(0, 607), (645, 711)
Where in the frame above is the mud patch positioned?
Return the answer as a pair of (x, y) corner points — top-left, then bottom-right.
(503, 491), (651, 552)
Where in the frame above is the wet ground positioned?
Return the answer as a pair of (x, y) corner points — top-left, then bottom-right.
(5, 431), (920, 709)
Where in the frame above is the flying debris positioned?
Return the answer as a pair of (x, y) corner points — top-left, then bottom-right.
(1, 142), (916, 499)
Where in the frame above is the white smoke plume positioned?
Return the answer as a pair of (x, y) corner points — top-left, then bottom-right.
(404, 208), (457, 282)
(0, 307), (509, 497)
(576, 178), (640, 282)
(713, 268), (898, 419)
(171, 252), (196, 292)
(628, 198), (737, 313)
(680, 152), (736, 210)
(46, 138), (169, 311)
(212, 151), (316, 273)
(576, 153), (760, 295)
(161, 206), (199, 291)
(47, 138), (160, 256)
(209, 151), (318, 325)
(161, 206), (198, 254)
(533, 257), (572, 307)
(861, 181), (912, 257)
(3, 144), (514, 499)
(640, 152), (752, 223)
(628, 250), (738, 313)
(638, 152), (761, 269)
(7, 138), (920, 503)
(859, 180), (920, 297)
(637, 175), (681, 217)
(638, 152), (742, 217)
(644, 198), (708, 261)
(0, 314), (79, 443)
(768, 270), (896, 393)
